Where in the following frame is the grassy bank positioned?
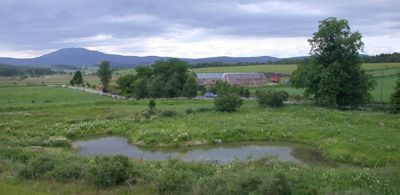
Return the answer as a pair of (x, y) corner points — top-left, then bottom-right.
(1, 85), (399, 194)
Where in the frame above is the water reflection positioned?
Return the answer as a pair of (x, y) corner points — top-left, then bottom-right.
(73, 136), (334, 166)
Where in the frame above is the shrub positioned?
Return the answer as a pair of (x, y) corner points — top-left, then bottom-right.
(197, 170), (292, 195)
(48, 162), (86, 182)
(85, 155), (133, 188)
(292, 183), (318, 195)
(196, 174), (229, 195)
(258, 171), (292, 195)
(255, 89), (289, 108)
(0, 147), (38, 163)
(18, 155), (55, 179)
(214, 93), (243, 112)
(162, 110), (177, 117)
(139, 109), (157, 119)
(157, 167), (195, 194)
(149, 99), (156, 110)
(185, 108), (194, 114)
(45, 137), (71, 148)
(214, 81), (243, 112)
(227, 171), (263, 194)
(196, 106), (212, 113)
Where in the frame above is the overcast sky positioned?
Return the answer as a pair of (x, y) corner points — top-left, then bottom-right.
(1, 0), (399, 59)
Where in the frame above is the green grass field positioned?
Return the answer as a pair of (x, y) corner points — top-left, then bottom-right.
(366, 67), (400, 76)
(247, 75), (396, 102)
(0, 85), (399, 194)
(1, 63), (400, 194)
(0, 86), (114, 106)
(0, 183), (49, 195)
(191, 62), (400, 74)
(192, 64), (298, 73)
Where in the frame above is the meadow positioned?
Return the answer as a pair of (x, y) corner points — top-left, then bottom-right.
(1, 85), (400, 194)
(190, 62), (400, 74)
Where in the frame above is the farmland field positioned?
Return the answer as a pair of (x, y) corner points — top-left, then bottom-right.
(1, 83), (400, 194)
(247, 75), (397, 102)
(191, 62), (400, 74)
(0, 63), (399, 194)
(366, 67), (400, 76)
(192, 64), (298, 73)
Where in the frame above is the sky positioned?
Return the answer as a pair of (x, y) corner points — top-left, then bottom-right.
(1, 0), (399, 59)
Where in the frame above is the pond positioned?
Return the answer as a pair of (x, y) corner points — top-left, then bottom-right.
(73, 136), (335, 166)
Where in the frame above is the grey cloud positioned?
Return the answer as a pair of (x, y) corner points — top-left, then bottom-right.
(1, 0), (399, 56)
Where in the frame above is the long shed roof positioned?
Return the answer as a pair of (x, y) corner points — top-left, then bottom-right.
(196, 73), (225, 79)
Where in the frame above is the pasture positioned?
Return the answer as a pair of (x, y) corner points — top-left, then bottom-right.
(1, 62), (400, 194)
(190, 62), (400, 74)
(0, 85), (400, 194)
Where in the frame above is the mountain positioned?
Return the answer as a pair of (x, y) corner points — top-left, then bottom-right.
(0, 48), (302, 68)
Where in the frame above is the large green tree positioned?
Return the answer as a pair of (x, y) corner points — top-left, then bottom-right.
(182, 75), (198, 99)
(135, 66), (153, 79)
(116, 74), (135, 95)
(152, 58), (190, 90)
(70, 70), (83, 86)
(133, 77), (149, 99)
(97, 61), (113, 92)
(164, 72), (181, 98)
(149, 75), (166, 98)
(291, 17), (375, 106)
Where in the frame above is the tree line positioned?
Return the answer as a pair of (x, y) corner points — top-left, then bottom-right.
(189, 53), (400, 69)
(0, 64), (53, 77)
(361, 52), (400, 63)
(189, 59), (307, 69)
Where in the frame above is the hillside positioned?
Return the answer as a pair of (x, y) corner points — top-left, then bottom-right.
(0, 48), (302, 68)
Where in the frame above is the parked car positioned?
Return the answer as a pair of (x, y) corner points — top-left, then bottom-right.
(204, 93), (218, 98)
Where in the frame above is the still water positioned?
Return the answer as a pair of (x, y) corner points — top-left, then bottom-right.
(73, 136), (333, 166)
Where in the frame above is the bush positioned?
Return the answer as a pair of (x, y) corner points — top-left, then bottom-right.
(214, 93), (243, 112)
(197, 170), (292, 195)
(18, 155), (55, 179)
(149, 99), (156, 110)
(48, 162), (86, 182)
(197, 174), (229, 195)
(255, 89), (289, 108)
(258, 171), (292, 195)
(185, 108), (194, 114)
(162, 110), (177, 117)
(0, 147), (38, 163)
(157, 167), (195, 194)
(44, 137), (71, 148)
(196, 107), (212, 113)
(214, 81), (243, 112)
(227, 171), (263, 194)
(85, 155), (133, 188)
(292, 183), (318, 195)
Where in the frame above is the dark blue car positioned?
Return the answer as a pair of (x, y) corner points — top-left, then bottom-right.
(204, 93), (218, 98)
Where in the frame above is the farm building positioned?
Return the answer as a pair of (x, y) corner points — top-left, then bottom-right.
(196, 73), (224, 85)
(222, 72), (268, 86)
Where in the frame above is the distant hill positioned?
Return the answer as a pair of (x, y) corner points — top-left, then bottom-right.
(0, 48), (306, 68)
